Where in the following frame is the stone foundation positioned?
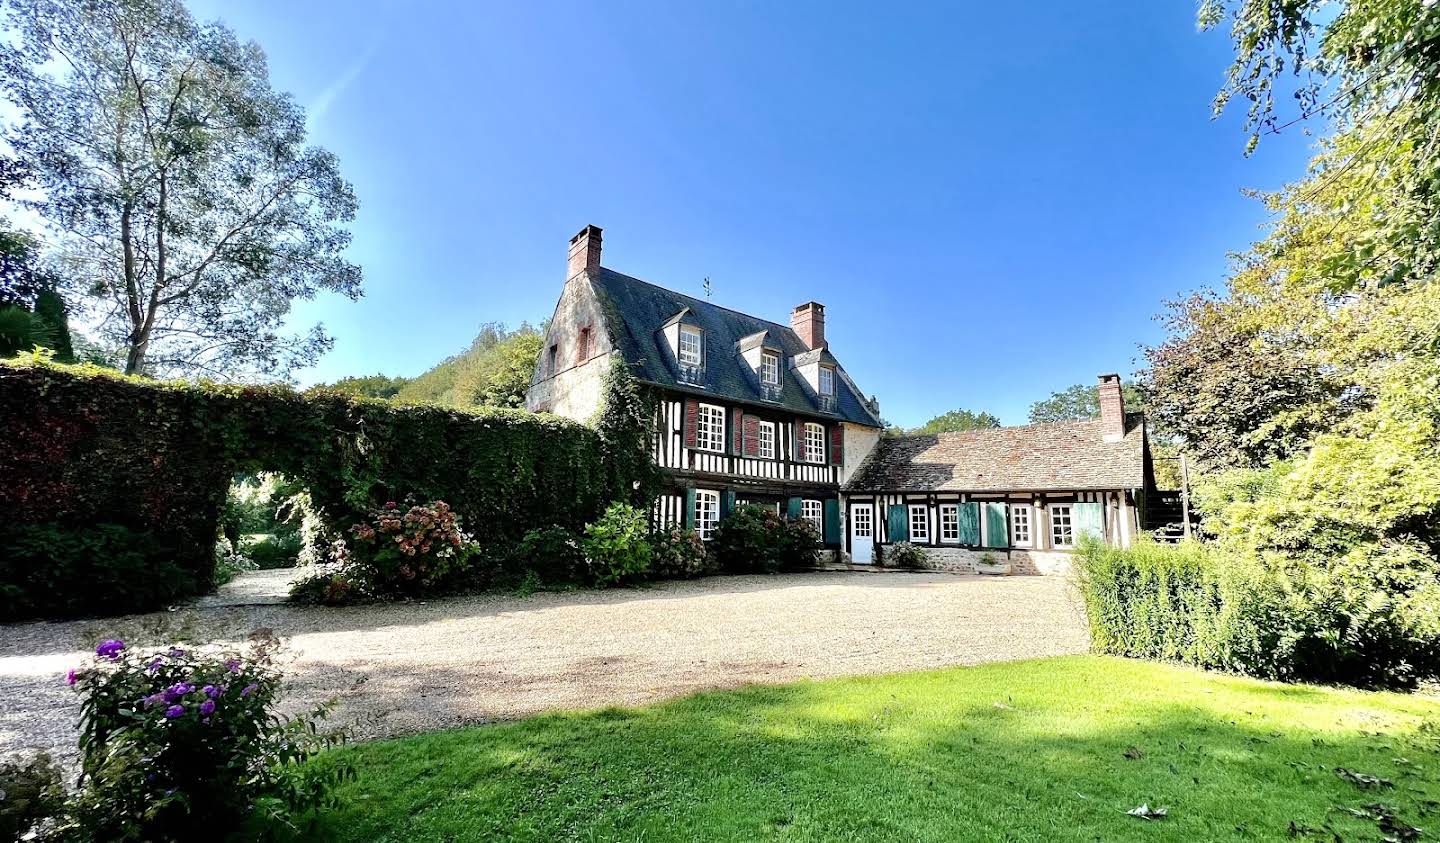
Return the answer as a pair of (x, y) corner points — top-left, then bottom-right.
(911, 547), (1073, 576)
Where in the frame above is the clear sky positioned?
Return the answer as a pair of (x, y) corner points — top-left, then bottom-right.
(189, 0), (1316, 427)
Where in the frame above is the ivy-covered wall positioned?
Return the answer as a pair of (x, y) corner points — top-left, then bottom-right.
(0, 360), (620, 620)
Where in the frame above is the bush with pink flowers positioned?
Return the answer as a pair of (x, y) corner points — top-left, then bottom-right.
(58, 637), (350, 841)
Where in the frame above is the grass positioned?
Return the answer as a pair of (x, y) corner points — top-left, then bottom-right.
(307, 655), (1440, 841)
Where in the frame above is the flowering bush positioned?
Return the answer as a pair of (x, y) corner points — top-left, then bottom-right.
(880, 542), (927, 569)
(0, 751), (64, 841)
(711, 505), (821, 573)
(61, 636), (350, 841)
(650, 526), (714, 579)
(581, 502), (653, 586)
(512, 525), (586, 584)
(290, 500), (481, 603)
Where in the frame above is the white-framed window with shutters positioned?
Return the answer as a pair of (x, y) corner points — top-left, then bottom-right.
(819, 365), (835, 396)
(802, 499), (823, 533)
(758, 420), (776, 459)
(678, 326), (703, 367)
(761, 352), (780, 385)
(939, 504), (960, 543)
(909, 503), (930, 543)
(1010, 504), (1032, 547)
(1050, 504), (1074, 549)
(695, 403), (725, 452)
(694, 490), (719, 539)
(803, 422), (826, 463)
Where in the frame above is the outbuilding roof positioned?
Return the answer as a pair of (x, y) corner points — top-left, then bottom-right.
(844, 415), (1147, 492)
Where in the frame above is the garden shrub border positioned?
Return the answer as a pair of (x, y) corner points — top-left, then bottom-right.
(0, 358), (650, 620)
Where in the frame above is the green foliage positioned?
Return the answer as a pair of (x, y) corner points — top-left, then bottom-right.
(906, 408), (1000, 435)
(0, 0), (362, 377)
(710, 504), (820, 574)
(881, 541), (926, 569)
(397, 322), (541, 408)
(0, 523), (193, 622)
(650, 526), (714, 579)
(1028, 381), (1144, 425)
(512, 526), (587, 584)
(244, 532), (303, 570)
(1075, 537), (1440, 688)
(0, 751), (64, 841)
(64, 637), (351, 841)
(312, 374), (411, 400)
(594, 357), (662, 507)
(0, 359), (632, 618)
(581, 502), (654, 587)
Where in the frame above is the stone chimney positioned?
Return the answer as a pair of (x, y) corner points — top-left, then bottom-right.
(1098, 373), (1126, 442)
(791, 301), (826, 350)
(567, 225), (603, 279)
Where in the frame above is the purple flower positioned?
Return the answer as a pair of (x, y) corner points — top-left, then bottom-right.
(95, 639), (125, 660)
(168, 647), (186, 658)
(146, 657), (164, 674)
(199, 699), (216, 716)
(65, 669), (77, 686)
(240, 683), (259, 697)
(164, 682), (194, 703)
(164, 705), (185, 719)
(142, 692), (167, 708)
(224, 658), (241, 674)
(202, 684), (218, 698)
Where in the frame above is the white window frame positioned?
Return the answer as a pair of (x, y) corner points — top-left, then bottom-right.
(1010, 504), (1032, 547)
(851, 505), (873, 538)
(678, 326), (703, 368)
(803, 422), (826, 464)
(1050, 504), (1074, 549)
(818, 365), (835, 396)
(761, 352), (780, 385)
(908, 503), (930, 543)
(695, 403), (726, 453)
(757, 420), (776, 459)
(694, 490), (720, 540)
(802, 499), (823, 534)
(939, 503), (960, 544)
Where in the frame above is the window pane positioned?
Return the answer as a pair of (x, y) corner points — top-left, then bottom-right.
(696, 404), (725, 452)
(679, 328), (702, 367)
(802, 500), (823, 533)
(909, 505), (929, 541)
(819, 366), (834, 395)
(695, 490), (720, 539)
(1051, 505), (1073, 547)
(805, 423), (825, 463)
(758, 421), (775, 459)
(761, 353), (779, 385)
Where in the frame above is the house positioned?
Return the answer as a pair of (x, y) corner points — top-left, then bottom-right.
(526, 225), (884, 550)
(528, 225), (1153, 572)
(842, 374), (1153, 573)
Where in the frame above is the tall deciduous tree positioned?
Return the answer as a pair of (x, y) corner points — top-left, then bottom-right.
(908, 408), (1000, 435)
(1028, 381), (1145, 425)
(0, 0), (361, 377)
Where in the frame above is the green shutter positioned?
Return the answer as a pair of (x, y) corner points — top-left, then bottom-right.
(721, 490), (736, 520)
(888, 505), (908, 543)
(956, 502), (980, 546)
(787, 497), (803, 518)
(1073, 502), (1105, 543)
(983, 502), (1008, 548)
(684, 487), (696, 529)
(823, 499), (840, 545)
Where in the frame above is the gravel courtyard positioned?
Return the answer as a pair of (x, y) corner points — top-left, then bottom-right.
(0, 571), (1088, 766)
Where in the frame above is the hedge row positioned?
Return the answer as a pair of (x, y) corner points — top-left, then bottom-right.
(0, 360), (629, 620)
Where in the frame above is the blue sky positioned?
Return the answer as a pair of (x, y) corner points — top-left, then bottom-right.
(191, 0), (1315, 427)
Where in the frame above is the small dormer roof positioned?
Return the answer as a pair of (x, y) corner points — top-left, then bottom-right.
(736, 330), (783, 354)
(660, 307), (700, 329)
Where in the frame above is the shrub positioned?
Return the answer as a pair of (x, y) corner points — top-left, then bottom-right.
(0, 523), (193, 622)
(62, 636), (350, 841)
(0, 751), (64, 841)
(884, 542), (927, 569)
(711, 505), (821, 574)
(512, 525), (586, 584)
(244, 531), (303, 569)
(651, 526), (713, 579)
(581, 502), (653, 587)
(213, 534), (257, 586)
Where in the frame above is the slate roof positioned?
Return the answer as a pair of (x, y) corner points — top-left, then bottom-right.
(589, 268), (882, 426)
(845, 414), (1147, 492)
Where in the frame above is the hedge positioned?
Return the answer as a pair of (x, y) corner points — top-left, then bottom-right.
(0, 359), (632, 621)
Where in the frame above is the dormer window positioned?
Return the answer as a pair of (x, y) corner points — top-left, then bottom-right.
(761, 352), (779, 386)
(678, 326), (702, 368)
(819, 365), (835, 396)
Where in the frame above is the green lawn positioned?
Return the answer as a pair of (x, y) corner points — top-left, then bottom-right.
(309, 655), (1440, 841)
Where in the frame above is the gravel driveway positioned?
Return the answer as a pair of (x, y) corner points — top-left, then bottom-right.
(0, 570), (1088, 768)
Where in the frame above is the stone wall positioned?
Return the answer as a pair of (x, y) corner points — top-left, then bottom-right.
(907, 546), (1073, 576)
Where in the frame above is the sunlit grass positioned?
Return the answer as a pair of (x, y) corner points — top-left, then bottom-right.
(307, 655), (1440, 841)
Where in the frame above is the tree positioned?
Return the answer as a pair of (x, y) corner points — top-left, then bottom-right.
(908, 409), (1000, 435)
(1028, 381), (1145, 425)
(312, 374), (410, 400)
(399, 322), (541, 408)
(0, 0), (361, 377)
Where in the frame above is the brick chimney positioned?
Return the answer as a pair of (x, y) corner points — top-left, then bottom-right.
(567, 225), (602, 279)
(1098, 373), (1126, 442)
(791, 301), (826, 350)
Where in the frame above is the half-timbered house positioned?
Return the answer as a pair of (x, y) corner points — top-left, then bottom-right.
(526, 225), (884, 550)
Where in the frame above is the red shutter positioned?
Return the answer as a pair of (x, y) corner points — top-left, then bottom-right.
(731, 408), (743, 454)
(795, 418), (806, 461)
(742, 415), (760, 457)
(683, 399), (698, 448)
(830, 426), (844, 466)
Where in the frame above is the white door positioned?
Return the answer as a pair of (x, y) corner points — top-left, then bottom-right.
(850, 503), (874, 563)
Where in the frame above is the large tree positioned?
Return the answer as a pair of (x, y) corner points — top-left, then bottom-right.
(0, 0), (361, 377)
(1028, 381), (1145, 425)
(907, 408), (1000, 435)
